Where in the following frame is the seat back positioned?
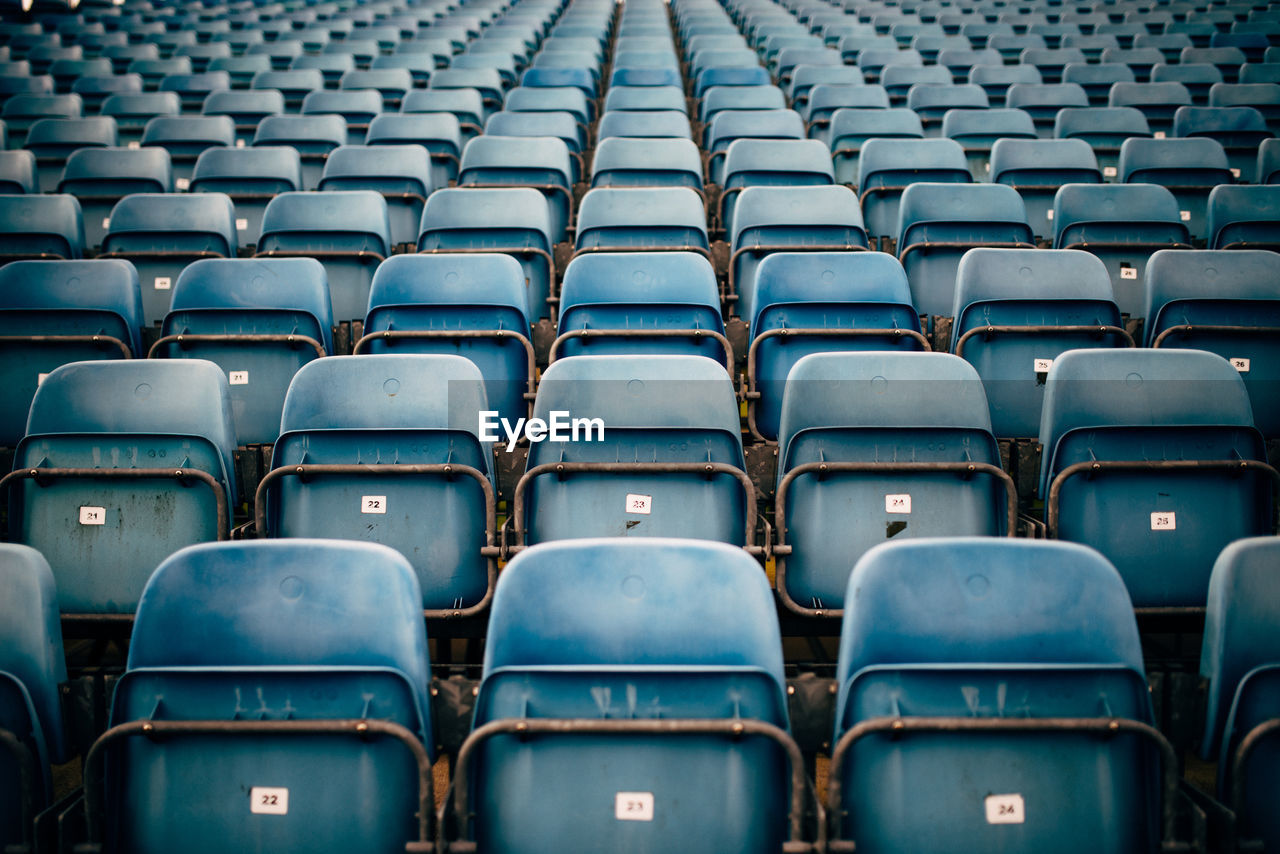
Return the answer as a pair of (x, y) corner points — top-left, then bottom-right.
(458, 135), (573, 243)
(857, 137), (970, 241)
(0, 192), (83, 263)
(575, 186), (708, 254)
(318, 144), (433, 248)
(990, 138), (1102, 237)
(589, 137), (703, 191)
(1207, 184), (1280, 251)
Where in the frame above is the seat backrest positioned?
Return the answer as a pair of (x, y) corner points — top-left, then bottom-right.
(1207, 184), (1280, 249)
(259, 189), (390, 255)
(722, 137), (835, 187)
(300, 88), (383, 121)
(102, 192), (237, 258)
(319, 144), (433, 197)
(458, 135), (573, 188)
(575, 186), (708, 251)
(56, 146), (171, 195)
(990, 137), (1101, 183)
(858, 136), (970, 188)
(0, 193), (84, 259)
(418, 186), (553, 250)
(252, 113), (346, 152)
(942, 107), (1037, 144)
(0, 257), (142, 355)
(589, 136), (703, 188)
(190, 145), (303, 194)
(0, 149), (36, 194)
(0, 543), (67, 764)
(1119, 135), (1233, 182)
(1053, 182), (1189, 246)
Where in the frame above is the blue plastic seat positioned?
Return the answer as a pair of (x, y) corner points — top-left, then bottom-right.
(359, 254), (533, 428)
(152, 258), (332, 447)
(935, 47), (1002, 83)
(158, 71), (230, 113)
(555, 252), (728, 368)
(6, 360), (236, 614)
(1052, 183), (1192, 318)
(790, 65), (864, 109)
(1109, 81), (1194, 137)
(897, 182), (1035, 321)
(200, 89), (283, 148)
(1063, 61), (1135, 106)
(1151, 63), (1222, 105)
(22, 115), (116, 193)
(730, 185), (868, 323)
(0, 149), (33, 193)
(340, 68), (412, 111)
(512, 355), (755, 551)
(458, 136), (573, 244)
(256, 190), (389, 325)
(250, 68), (323, 111)
(0, 194), (83, 264)
(942, 107), (1037, 179)
(207, 55), (271, 89)
(1206, 184), (1280, 251)
(251, 114), (346, 191)
(748, 252), (927, 444)
(692, 64), (769, 100)
(100, 91), (179, 147)
(95, 539), (435, 852)
(1144, 249), (1279, 435)
(371, 53), (436, 87)
(431, 68), (504, 115)
(857, 137), (970, 243)
(775, 355), (1010, 613)
(401, 89), (485, 143)
(595, 108), (692, 143)
(574, 186), (708, 262)
(365, 112), (461, 190)
(720, 139), (835, 235)
(482, 110), (583, 181)
(140, 115), (233, 187)
(1183, 46), (1248, 84)
(990, 138), (1102, 238)
(318, 144), (432, 249)
(299, 90), (382, 145)
(1199, 537), (1280, 853)
(968, 63), (1041, 107)
(289, 53), (356, 87)
(1039, 349), (1273, 608)
(455, 537), (797, 853)
(1261, 137), (1280, 185)
(69, 72), (140, 114)
(589, 137), (703, 193)
(0, 544), (67, 854)
(906, 83), (988, 136)
(952, 248), (1129, 438)
(1210, 82), (1280, 135)
(804, 84), (889, 142)
(508, 85), (594, 124)
(247, 40), (303, 73)
(705, 108), (805, 184)
(830, 537), (1169, 852)
(2, 92), (80, 149)
(1099, 47), (1166, 83)
(1006, 82), (1090, 137)
(1119, 137), (1235, 240)
(189, 146), (301, 250)
(1173, 105), (1273, 183)
(828, 106), (921, 184)
(1054, 106), (1152, 180)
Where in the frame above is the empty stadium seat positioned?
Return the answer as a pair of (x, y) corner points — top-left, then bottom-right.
(56, 146), (171, 251)
(1173, 105), (1273, 183)
(0, 544), (67, 854)
(829, 537), (1171, 852)
(952, 248), (1130, 439)
(720, 138), (835, 234)
(22, 115), (116, 193)
(942, 106), (1038, 179)
(458, 135), (573, 244)
(92, 539), (435, 852)
(510, 85), (595, 124)
(575, 186), (709, 260)
(1119, 137), (1235, 240)
(858, 138), (971, 243)
(358, 253), (533, 428)
(589, 137), (703, 192)
(257, 190), (390, 326)
(318, 144), (432, 249)
(189, 146), (301, 250)
(510, 354), (756, 551)
(1110, 81), (1194, 138)
(140, 115), (234, 187)
(1006, 82), (1090, 137)
(452, 537), (800, 853)
(250, 68), (323, 111)
(1054, 106), (1152, 180)
(830, 107), (923, 185)
(990, 138), (1102, 238)
(151, 258), (332, 447)
(1038, 349), (1274, 608)
(251, 114), (346, 191)
(3, 92), (81, 149)
(418, 187), (555, 322)
(159, 71), (231, 113)
(201, 89), (284, 147)
(100, 91), (179, 147)
(775, 354), (1011, 614)
(300, 89), (383, 145)
(0, 149), (33, 193)
(1199, 536), (1280, 854)
(968, 64), (1042, 108)
(5, 359), (236, 614)
(906, 82), (989, 135)
(0, 193), (83, 263)
(1207, 184), (1280, 251)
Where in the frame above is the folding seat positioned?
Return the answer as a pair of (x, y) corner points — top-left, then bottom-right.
(1215, 32), (1271, 65)
(358, 253), (531, 428)
(100, 91), (178, 147)
(806, 85), (891, 143)
(990, 33), (1046, 63)
(157, 71), (230, 113)
(1017, 47), (1084, 86)
(482, 110), (584, 181)
(588, 137), (703, 196)
(450, 537), (800, 851)
(56, 146), (171, 250)
(692, 65), (769, 101)
(207, 55), (272, 90)
(431, 68), (505, 116)
(457, 136), (572, 244)
(257, 190), (389, 326)
(418, 188), (555, 322)
(340, 68), (411, 111)
(990, 138), (1102, 239)
(1097, 21), (1155, 49)
(510, 355), (755, 550)
(951, 248), (1129, 440)
(934, 47), (1001, 84)
(1135, 33), (1196, 64)
(1039, 349), (1273, 608)
(1061, 33), (1122, 62)
(313, 145), (430, 250)
(201, 88), (284, 147)
(729, 185), (869, 324)
(700, 85), (787, 125)
(574, 186), (707, 259)
(968, 63), (1041, 108)
(364, 113), (461, 190)
(0, 544), (67, 854)
(399, 40), (457, 73)
(251, 114), (346, 191)
(1150, 63), (1226, 109)
(1143, 249), (1278, 437)
(5, 360), (236, 615)
(326, 39), (380, 72)
(70, 72), (142, 113)
(47, 56), (109, 95)
(173, 42), (231, 75)
(1206, 184), (1280, 251)
(1, 92), (79, 148)
(746, 251), (926, 445)
(140, 114), (233, 188)
(942, 106), (1037, 179)
(911, 34), (970, 65)
(829, 537), (1173, 852)
(1119, 137), (1235, 240)
(1094, 47), (1164, 84)
(856, 137), (970, 245)
(856, 47), (924, 86)
(0, 149), (33, 193)
(1053, 183), (1192, 317)
(774, 354), (1011, 614)
(1062, 62), (1135, 107)
(249, 68), (322, 112)
(289, 53), (356, 89)
(510, 85), (594, 124)
(897, 183), (1034, 322)
(1240, 64), (1280, 86)
(1198, 537), (1280, 853)
(0, 258), (140, 447)
(1260, 137), (1280, 184)
(88, 539), (436, 851)
(523, 63), (599, 102)
(23, 115), (116, 192)
(881, 65), (951, 108)
(1054, 105), (1151, 181)
(1173, 106), (1272, 183)
(123, 56), (188, 91)
(187, 147), (301, 251)
(1210, 82), (1280, 134)
(299, 89), (381, 145)
(720, 139), (835, 235)
(402, 87), (485, 141)
(1005, 82), (1090, 138)
(1183, 46), (1248, 84)
(790, 64), (863, 110)
(0, 194), (83, 266)
(26, 45), (81, 78)
(961, 21), (1015, 50)
(452, 52), (521, 89)
(372, 53), (435, 87)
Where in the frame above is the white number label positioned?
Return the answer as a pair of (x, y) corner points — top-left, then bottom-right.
(102, 217), (111, 229)
(1231, 167), (1241, 178)
(250, 786), (288, 815)
(236, 138), (246, 148)
(154, 276), (171, 290)
(1154, 131), (1166, 139)
(236, 218), (248, 231)
(1045, 209), (1053, 220)
(1230, 357), (1250, 373)
(1120, 267), (1137, 280)
(1103, 166), (1117, 178)
(1151, 512), (1176, 531)
(1033, 358), (1053, 373)
(228, 370), (249, 385)
(625, 493), (652, 515)
(1180, 210), (1191, 222)
(361, 495), (387, 514)
(175, 177), (190, 191)
(79, 506), (105, 525)
(126, 141), (140, 149)
(37, 372), (48, 385)
(615, 792), (654, 821)
(885, 494), (912, 514)
(985, 793), (1025, 825)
